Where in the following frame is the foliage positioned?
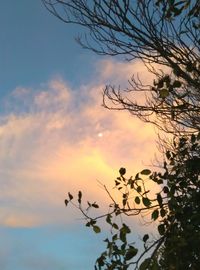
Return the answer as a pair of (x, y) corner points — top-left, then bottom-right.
(65, 132), (200, 269)
(155, 0), (200, 18)
(42, 0), (200, 269)
(42, 0), (200, 134)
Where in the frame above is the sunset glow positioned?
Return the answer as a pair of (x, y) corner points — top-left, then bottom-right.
(0, 2), (160, 269)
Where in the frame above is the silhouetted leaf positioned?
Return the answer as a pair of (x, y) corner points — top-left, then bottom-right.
(173, 80), (181, 88)
(106, 214), (112, 225)
(112, 234), (117, 241)
(158, 224), (165, 235)
(159, 89), (169, 98)
(64, 199), (69, 206)
(160, 208), (166, 217)
(78, 191), (82, 204)
(191, 134), (196, 143)
(112, 223), (119, 230)
(163, 186), (169, 193)
(152, 209), (159, 220)
(115, 180), (120, 186)
(157, 179), (163, 185)
(68, 192), (73, 200)
(122, 223), (131, 234)
(135, 196), (140, 204)
(125, 247), (138, 260)
(86, 221), (91, 227)
(119, 167), (126, 176)
(92, 203), (99, 208)
(141, 169), (151, 175)
(143, 234), (149, 243)
(123, 193), (127, 206)
(93, 225), (101, 233)
(142, 197), (151, 207)
(135, 173), (140, 180)
(157, 193), (163, 207)
(120, 231), (126, 243)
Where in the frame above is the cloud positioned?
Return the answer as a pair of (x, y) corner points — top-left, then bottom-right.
(0, 60), (158, 228)
(96, 58), (157, 85)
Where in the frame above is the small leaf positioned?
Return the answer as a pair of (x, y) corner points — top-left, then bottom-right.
(157, 193), (163, 207)
(123, 198), (127, 207)
(119, 167), (126, 176)
(78, 191), (82, 204)
(106, 214), (112, 225)
(173, 80), (181, 88)
(112, 234), (117, 241)
(158, 224), (165, 235)
(157, 179), (163, 185)
(143, 234), (149, 243)
(64, 199), (68, 206)
(119, 231), (126, 243)
(152, 209), (159, 220)
(122, 223), (131, 234)
(90, 220), (96, 225)
(125, 247), (138, 260)
(112, 223), (119, 230)
(191, 134), (196, 143)
(159, 89), (169, 98)
(135, 196), (140, 204)
(160, 208), (166, 218)
(115, 180), (120, 186)
(140, 169), (151, 175)
(93, 225), (101, 233)
(137, 186), (142, 193)
(135, 173), (140, 180)
(87, 201), (91, 207)
(92, 203), (99, 208)
(157, 80), (164, 88)
(68, 192), (73, 200)
(142, 197), (151, 207)
(121, 243), (126, 251)
(163, 186), (169, 193)
(86, 222), (91, 227)
(96, 254), (105, 267)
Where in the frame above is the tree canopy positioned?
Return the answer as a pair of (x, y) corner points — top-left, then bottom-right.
(42, 0), (200, 134)
(42, 0), (200, 269)
(65, 132), (200, 269)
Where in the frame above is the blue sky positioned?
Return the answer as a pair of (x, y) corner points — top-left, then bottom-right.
(0, 0), (96, 95)
(0, 226), (105, 270)
(0, 2), (102, 269)
(0, 1), (158, 269)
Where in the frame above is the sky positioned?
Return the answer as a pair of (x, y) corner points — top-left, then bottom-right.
(0, 1), (159, 269)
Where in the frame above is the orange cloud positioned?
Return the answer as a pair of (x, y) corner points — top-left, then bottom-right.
(97, 58), (157, 86)
(0, 60), (159, 228)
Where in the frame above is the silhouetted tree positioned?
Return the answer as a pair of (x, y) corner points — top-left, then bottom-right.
(42, 1), (200, 269)
(42, 0), (200, 134)
(65, 132), (200, 269)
